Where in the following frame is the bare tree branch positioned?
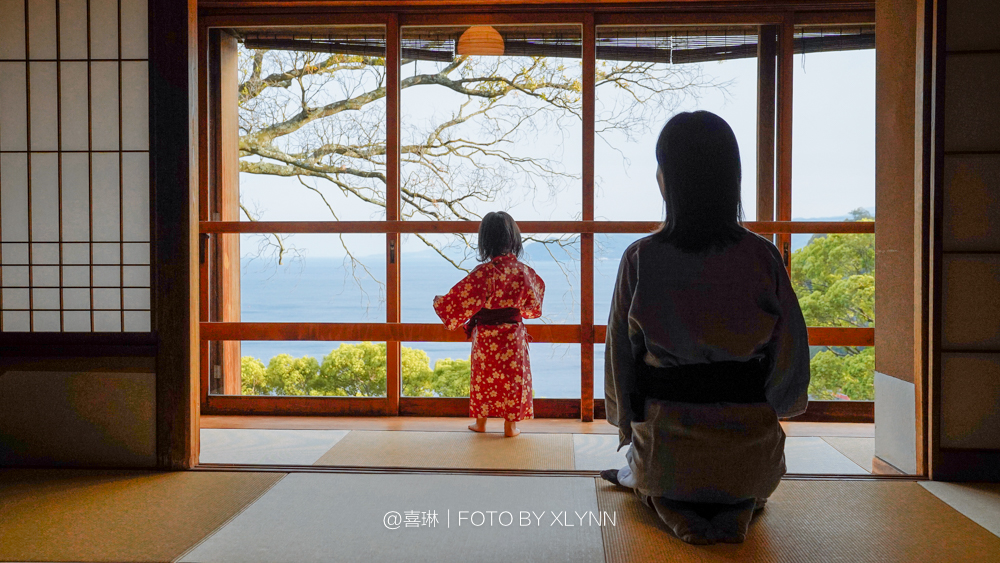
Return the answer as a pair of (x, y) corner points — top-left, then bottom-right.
(236, 44), (726, 300)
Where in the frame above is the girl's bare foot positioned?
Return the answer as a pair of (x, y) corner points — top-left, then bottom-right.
(468, 417), (487, 433)
(504, 420), (520, 437)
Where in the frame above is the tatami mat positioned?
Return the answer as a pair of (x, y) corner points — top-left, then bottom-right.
(920, 482), (1000, 538)
(0, 469), (284, 563)
(313, 430), (576, 470)
(180, 473), (604, 563)
(596, 479), (1000, 562)
(574, 434), (628, 471)
(199, 429), (349, 465)
(185, 428), (877, 474)
(784, 437), (869, 474)
(574, 434), (868, 475)
(4, 467), (999, 563)
(822, 437), (875, 473)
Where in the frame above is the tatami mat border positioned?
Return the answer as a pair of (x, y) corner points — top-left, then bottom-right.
(192, 464), (925, 480)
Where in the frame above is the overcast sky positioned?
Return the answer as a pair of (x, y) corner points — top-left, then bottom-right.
(239, 48), (875, 258)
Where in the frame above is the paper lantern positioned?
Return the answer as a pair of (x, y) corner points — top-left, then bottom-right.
(456, 26), (504, 56)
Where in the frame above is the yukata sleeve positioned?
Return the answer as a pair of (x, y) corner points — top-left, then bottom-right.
(605, 245), (639, 450)
(433, 265), (493, 331)
(519, 265), (546, 319)
(762, 246), (811, 418)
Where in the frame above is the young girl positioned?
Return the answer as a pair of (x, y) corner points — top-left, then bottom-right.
(433, 211), (545, 437)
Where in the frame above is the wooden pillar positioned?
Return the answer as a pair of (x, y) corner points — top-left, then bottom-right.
(386, 14), (402, 414)
(151, 0), (200, 469)
(775, 18), (795, 274)
(579, 14), (596, 422)
(757, 25), (778, 236)
(216, 32), (241, 395)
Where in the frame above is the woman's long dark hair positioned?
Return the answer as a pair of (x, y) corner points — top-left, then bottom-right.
(654, 111), (746, 253)
(477, 211), (524, 262)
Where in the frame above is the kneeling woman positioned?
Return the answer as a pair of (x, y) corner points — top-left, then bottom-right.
(603, 111), (810, 544)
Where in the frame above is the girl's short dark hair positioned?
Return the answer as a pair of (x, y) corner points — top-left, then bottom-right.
(477, 211), (523, 262)
(654, 110), (746, 253)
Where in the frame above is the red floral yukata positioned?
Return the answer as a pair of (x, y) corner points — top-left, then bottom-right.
(433, 253), (545, 421)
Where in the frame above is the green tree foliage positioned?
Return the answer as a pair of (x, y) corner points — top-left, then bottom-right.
(427, 358), (473, 398)
(398, 348), (470, 398)
(263, 354), (321, 396)
(791, 208), (875, 400)
(239, 342), (471, 398)
(241, 356), (268, 396)
(809, 346), (875, 400)
(318, 342), (388, 396)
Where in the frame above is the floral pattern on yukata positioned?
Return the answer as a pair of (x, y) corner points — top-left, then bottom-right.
(433, 254), (545, 421)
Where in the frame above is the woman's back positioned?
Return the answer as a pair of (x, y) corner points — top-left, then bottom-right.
(626, 229), (788, 367)
(607, 228), (810, 429)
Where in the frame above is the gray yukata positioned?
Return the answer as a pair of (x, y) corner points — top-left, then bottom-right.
(605, 230), (811, 504)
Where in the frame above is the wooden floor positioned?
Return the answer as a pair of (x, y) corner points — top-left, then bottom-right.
(201, 415), (875, 438)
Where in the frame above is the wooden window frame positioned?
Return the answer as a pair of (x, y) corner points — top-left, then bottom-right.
(196, 5), (876, 423)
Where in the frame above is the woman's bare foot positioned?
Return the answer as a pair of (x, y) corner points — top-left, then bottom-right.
(504, 420), (520, 437)
(468, 417), (487, 433)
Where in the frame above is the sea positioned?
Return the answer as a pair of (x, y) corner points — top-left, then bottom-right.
(239, 234), (625, 398)
(238, 213), (870, 398)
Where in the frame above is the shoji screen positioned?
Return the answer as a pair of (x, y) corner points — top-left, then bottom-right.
(0, 0), (149, 332)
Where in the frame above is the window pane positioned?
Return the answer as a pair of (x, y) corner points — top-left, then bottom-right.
(237, 233), (386, 323)
(27, 0), (57, 60)
(29, 62), (59, 151)
(597, 231), (877, 329)
(533, 343), (581, 399)
(401, 232), (578, 324)
(593, 233), (645, 324)
(400, 25), (582, 221)
(594, 26), (759, 222)
(3, 288), (29, 309)
(33, 310), (60, 331)
(233, 340), (387, 397)
(400, 342), (581, 399)
(594, 233), (649, 401)
(401, 341), (469, 398)
(236, 26), (388, 222)
(3, 311), (30, 331)
(792, 26), (875, 221)
(2, 243), (28, 264)
(0, 0), (26, 59)
(59, 0), (88, 60)
(123, 310), (150, 332)
(791, 232), (874, 328)
(60, 63), (90, 150)
(90, 62), (119, 151)
(808, 346), (874, 401)
(88, 0), (118, 59)
(0, 64), (27, 151)
(595, 342), (606, 399)
(63, 310), (91, 331)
